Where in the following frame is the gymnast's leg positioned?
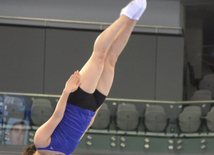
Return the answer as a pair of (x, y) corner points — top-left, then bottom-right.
(96, 0), (147, 96)
(79, 15), (129, 94)
(96, 20), (137, 96)
(79, 0), (146, 94)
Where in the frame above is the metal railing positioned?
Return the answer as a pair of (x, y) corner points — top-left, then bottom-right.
(0, 16), (183, 33)
(0, 91), (213, 104)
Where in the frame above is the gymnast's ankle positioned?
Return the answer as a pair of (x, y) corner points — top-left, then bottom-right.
(120, 0), (143, 19)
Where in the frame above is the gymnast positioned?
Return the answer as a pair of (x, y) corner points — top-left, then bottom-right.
(23, 0), (147, 154)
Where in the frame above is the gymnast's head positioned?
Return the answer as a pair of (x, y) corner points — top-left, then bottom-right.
(22, 144), (36, 155)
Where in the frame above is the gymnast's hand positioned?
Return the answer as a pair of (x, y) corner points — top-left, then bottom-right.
(64, 70), (81, 93)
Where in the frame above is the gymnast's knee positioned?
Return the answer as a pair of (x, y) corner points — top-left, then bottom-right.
(105, 52), (119, 67)
(92, 49), (107, 63)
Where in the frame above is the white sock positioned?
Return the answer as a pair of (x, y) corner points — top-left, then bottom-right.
(120, 0), (142, 19)
(132, 0), (147, 20)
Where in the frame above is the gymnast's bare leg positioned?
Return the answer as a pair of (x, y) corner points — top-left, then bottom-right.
(79, 15), (130, 94)
(79, 0), (147, 95)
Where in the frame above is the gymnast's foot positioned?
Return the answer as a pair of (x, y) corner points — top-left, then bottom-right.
(120, 0), (147, 20)
(64, 71), (81, 93)
(132, 0), (147, 20)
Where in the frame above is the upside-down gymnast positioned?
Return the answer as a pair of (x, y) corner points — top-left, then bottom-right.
(23, 0), (147, 154)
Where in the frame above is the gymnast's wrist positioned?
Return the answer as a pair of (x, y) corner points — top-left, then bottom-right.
(62, 89), (71, 95)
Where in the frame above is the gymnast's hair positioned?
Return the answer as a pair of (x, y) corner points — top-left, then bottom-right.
(22, 144), (36, 155)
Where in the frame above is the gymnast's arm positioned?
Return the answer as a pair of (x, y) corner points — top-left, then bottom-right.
(34, 71), (81, 147)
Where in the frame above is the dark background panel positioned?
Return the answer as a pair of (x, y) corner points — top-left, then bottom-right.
(110, 34), (157, 100)
(44, 28), (99, 94)
(156, 36), (184, 101)
(0, 25), (45, 93)
(44, 29), (157, 99)
(0, 25), (184, 100)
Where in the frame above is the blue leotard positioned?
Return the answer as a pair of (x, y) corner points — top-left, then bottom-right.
(36, 87), (106, 155)
(36, 103), (95, 155)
